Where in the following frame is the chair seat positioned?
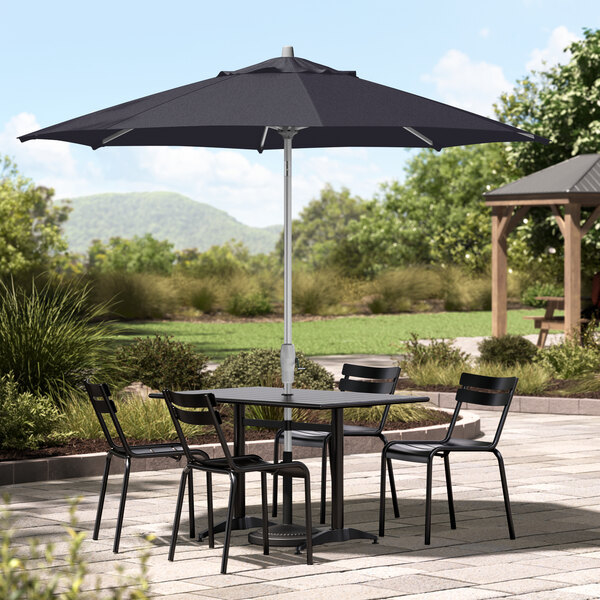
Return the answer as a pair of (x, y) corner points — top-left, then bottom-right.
(112, 444), (208, 459)
(278, 424), (381, 447)
(198, 454), (308, 478)
(386, 439), (492, 463)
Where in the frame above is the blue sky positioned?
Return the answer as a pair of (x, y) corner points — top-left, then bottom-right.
(2, 1), (598, 227)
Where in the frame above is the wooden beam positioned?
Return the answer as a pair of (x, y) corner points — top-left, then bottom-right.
(581, 205), (600, 237)
(504, 206), (530, 237)
(551, 205), (566, 237)
(491, 206), (509, 337)
(564, 204), (581, 341)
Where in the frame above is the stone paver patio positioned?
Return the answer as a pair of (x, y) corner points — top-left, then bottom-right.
(3, 410), (600, 599)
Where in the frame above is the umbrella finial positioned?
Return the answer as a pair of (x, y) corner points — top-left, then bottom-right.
(281, 46), (294, 57)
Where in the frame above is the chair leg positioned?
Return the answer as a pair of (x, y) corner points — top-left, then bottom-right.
(188, 469), (195, 539)
(113, 456), (130, 554)
(319, 441), (328, 524)
(168, 468), (188, 562)
(93, 453), (112, 541)
(494, 449), (516, 540)
(443, 453), (456, 529)
(272, 434), (281, 518)
(425, 459), (433, 545)
(304, 474), (313, 565)
(387, 458), (400, 519)
(206, 472), (215, 548)
(261, 472), (269, 556)
(379, 451), (388, 537)
(221, 474), (237, 575)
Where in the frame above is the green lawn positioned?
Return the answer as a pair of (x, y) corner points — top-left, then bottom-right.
(114, 309), (544, 361)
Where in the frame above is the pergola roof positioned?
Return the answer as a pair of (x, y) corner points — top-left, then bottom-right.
(484, 154), (600, 202)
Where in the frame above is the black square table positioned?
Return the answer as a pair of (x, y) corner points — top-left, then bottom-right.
(153, 386), (429, 551)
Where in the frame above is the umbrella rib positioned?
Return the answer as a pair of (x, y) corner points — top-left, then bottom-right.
(403, 126), (434, 147)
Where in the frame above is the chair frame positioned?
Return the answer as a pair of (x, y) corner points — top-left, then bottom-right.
(272, 363), (401, 524)
(379, 372), (518, 545)
(163, 389), (313, 574)
(83, 381), (209, 554)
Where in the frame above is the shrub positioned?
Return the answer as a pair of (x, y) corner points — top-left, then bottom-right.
(227, 292), (272, 316)
(87, 272), (178, 320)
(190, 284), (217, 313)
(441, 268), (491, 311)
(116, 335), (209, 390)
(478, 335), (538, 366)
(401, 333), (470, 369)
(521, 281), (563, 307)
(209, 348), (334, 423)
(0, 497), (151, 599)
(0, 278), (119, 404)
(368, 268), (440, 314)
(0, 373), (66, 450)
(534, 339), (600, 379)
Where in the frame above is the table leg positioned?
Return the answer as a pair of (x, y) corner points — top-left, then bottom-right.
(296, 407), (377, 552)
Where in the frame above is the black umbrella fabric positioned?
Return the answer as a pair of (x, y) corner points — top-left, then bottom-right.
(19, 53), (547, 151)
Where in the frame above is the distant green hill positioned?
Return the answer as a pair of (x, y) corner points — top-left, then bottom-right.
(61, 192), (281, 254)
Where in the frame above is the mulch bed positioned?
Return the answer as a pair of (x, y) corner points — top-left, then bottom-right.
(0, 410), (452, 462)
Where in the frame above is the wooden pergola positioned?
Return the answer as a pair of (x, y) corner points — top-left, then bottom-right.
(484, 154), (600, 340)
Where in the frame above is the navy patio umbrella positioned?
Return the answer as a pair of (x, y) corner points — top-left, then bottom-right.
(20, 45), (547, 543)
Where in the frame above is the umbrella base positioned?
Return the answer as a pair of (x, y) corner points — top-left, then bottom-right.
(248, 523), (318, 547)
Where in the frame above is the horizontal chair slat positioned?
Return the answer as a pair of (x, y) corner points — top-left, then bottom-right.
(459, 372), (517, 391)
(457, 388), (511, 407)
(341, 364), (400, 380)
(173, 406), (216, 426)
(340, 379), (395, 394)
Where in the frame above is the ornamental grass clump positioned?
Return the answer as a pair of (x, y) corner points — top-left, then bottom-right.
(0, 277), (119, 405)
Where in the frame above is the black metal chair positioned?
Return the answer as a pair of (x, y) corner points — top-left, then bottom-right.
(379, 372), (518, 545)
(83, 381), (210, 553)
(163, 389), (313, 574)
(272, 364), (401, 524)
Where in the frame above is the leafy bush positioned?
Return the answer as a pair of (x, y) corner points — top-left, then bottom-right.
(478, 335), (538, 366)
(401, 332), (470, 369)
(0, 373), (66, 450)
(226, 292), (272, 316)
(209, 348), (334, 390)
(1, 497), (151, 599)
(88, 272), (177, 320)
(441, 268), (491, 311)
(0, 278), (118, 404)
(534, 339), (600, 379)
(368, 268), (440, 314)
(208, 348), (333, 423)
(116, 335), (209, 390)
(521, 281), (563, 307)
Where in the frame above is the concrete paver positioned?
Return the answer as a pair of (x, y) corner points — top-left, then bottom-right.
(2, 410), (600, 598)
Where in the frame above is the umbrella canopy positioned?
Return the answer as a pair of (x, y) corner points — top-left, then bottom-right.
(19, 51), (547, 151)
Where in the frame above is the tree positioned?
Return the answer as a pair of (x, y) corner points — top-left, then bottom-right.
(87, 233), (175, 275)
(0, 157), (70, 276)
(495, 28), (600, 278)
(496, 27), (600, 175)
(275, 185), (367, 270)
(344, 144), (518, 276)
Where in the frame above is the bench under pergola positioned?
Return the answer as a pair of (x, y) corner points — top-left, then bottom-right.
(484, 154), (600, 341)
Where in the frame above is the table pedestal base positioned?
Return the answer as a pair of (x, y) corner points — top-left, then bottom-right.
(296, 527), (378, 552)
(248, 523), (318, 547)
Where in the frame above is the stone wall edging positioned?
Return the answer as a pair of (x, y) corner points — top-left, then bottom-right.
(0, 407), (479, 486)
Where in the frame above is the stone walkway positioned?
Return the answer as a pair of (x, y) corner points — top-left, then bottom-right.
(3, 410), (600, 598)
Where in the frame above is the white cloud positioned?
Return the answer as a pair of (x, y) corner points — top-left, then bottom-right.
(479, 28), (490, 38)
(526, 26), (579, 72)
(421, 50), (511, 116)
(0, 112), (78, 178)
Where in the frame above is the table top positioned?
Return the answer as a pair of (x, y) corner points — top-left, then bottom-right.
(151, 387), (429, 410)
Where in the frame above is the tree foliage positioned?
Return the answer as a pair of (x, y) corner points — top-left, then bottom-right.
(276, 185), (367, 270)
(0, 157), (70, 276)
(344, 144), (518, 276)
(495, 27), (600, 175)
(87, 233), (175, 275)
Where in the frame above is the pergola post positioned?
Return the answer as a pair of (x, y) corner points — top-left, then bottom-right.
(564, 204), (581, 340)
(491, 206), (509, 337)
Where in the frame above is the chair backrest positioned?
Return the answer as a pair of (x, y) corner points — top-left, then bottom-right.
(163, 390), (235, 469)
(84, 380), (133, 455)
(445, 372), (518, 447)
(338, 364), (401, 432)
